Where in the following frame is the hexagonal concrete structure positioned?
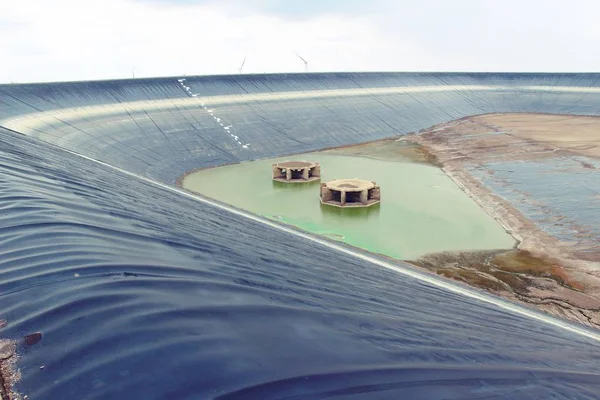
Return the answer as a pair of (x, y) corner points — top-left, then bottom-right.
(272, 161), (321, 183)
(320, 178), (380, 207)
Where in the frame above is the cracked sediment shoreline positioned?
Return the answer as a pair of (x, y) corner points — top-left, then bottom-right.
(0, 339), (20, 400)
(327, 113), (600, 329)
(404, 113), (600, 329)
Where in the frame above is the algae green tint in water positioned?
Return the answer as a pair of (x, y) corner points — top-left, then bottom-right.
(182, 153), (516, 260)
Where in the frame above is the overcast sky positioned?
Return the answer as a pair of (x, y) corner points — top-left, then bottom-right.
(1, 0), (599, 83)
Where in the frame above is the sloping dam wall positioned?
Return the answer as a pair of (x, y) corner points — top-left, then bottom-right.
(1, 73), (600, 399)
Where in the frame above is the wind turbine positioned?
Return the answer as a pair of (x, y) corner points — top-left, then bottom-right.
(294, 52), (309, 73)
(238, 55), (247, 74)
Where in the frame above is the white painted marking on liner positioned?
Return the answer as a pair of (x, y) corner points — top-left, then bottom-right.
(188, 92), (247, 149)
(52, 146), (600, 342)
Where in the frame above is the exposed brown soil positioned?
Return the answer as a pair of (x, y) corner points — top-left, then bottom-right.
(0, 339), (21, 400)
(401, 113), (600, 329)
(413, 249), (600, 327)
(405, 113), (600, 262)
(476, 113), (600, 160)
(322, 137), (443, 166)
(326, 113), (600, 329)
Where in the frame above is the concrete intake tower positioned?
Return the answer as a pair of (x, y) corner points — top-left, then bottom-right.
(320, 179), (381, 208)
(272, 161), (321, 183)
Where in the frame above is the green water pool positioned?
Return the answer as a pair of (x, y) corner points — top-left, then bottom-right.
(182, 153), (516, 260)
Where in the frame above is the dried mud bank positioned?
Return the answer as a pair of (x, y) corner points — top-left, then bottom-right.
(0, 338), (21, 400)
(404, 113), (600, 329)
(413, 250), (600, 328)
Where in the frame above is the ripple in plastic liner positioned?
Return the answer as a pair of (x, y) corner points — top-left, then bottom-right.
(214, 366), (600, 400)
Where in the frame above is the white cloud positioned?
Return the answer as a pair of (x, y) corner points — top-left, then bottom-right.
(0, 0), (599, 83)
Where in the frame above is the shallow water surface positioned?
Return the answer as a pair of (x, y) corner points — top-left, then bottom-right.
(182, 153), (515, 259)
